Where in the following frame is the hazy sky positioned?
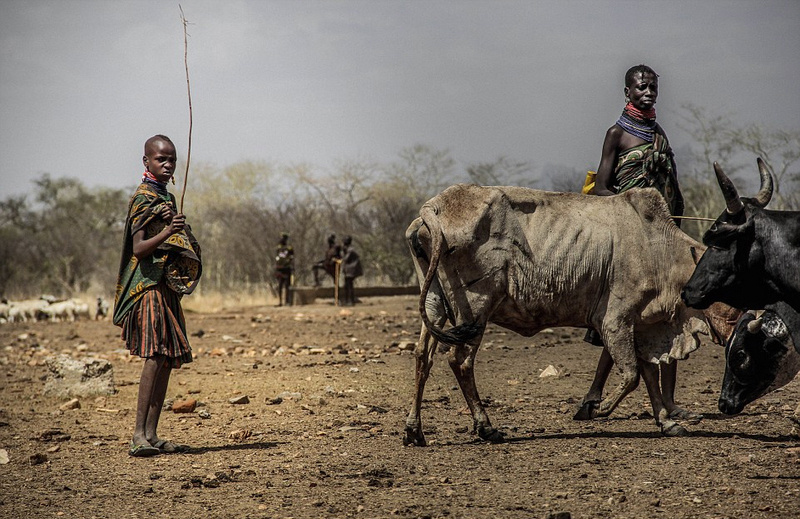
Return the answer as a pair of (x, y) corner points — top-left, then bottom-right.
(1, 0), (799, 197)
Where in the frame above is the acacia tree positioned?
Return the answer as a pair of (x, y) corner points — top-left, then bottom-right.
(676, 104), (800, 240)
(0, 175), (127, 297)
(466, 156), (535, 188)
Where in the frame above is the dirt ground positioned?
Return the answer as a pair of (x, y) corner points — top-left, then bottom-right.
(1, 295), (799, 519)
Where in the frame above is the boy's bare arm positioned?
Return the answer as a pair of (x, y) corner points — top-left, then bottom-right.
(132, 205), (186, 260)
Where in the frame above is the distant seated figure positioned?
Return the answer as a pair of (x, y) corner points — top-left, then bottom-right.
(312, 234), (341, 287)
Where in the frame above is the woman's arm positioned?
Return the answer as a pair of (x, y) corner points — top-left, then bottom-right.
(592, 126), (622, 196)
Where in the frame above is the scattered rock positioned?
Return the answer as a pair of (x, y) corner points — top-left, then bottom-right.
(229, 429), (252, 441)
(543, 512), (571, 519)
(539, 365), (561, 378)
(29, 453), (48, 466)
(276, 391), (302, 401)
(172, 399), (197, 413)
(395, 341), (416, 351)
(0, 449), (8, 464)
(59, 398), (81, 411)
(43, 355), (115, 398)
(266, 396), (283, 405)
(38, 429), (71, 442)
(229, 395), (250, 405)
(198, 410), (211, 419)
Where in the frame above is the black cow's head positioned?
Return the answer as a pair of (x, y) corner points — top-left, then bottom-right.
(719, 309), (800, 415)
(681, 159), (774, 310)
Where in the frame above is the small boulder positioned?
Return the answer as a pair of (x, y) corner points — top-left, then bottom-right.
(44, 355), (114, 398)
(539, 365), (562, 379)
(59, 398), (81, 411)
(172, 399), (197, 413)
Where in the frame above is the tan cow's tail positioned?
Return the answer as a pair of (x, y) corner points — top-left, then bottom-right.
(417, 208), (482, 345)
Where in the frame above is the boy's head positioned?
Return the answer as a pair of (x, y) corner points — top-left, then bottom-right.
(343, 235), (352, 246)
(280, 232), (289, 244)
(142, 135), (177, 184)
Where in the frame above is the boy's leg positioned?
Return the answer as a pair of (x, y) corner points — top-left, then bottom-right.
(144, 355), (170, 445)
(133, 357), (162, 446)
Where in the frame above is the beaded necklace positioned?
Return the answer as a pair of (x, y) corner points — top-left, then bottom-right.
(616, 102), (656, 143)
(142, 170), (168, 194)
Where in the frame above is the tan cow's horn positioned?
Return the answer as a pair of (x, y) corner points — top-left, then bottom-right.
(754, 158), (774, 208)
(714, 162), (744, 214)
(747, 318), (763, 334)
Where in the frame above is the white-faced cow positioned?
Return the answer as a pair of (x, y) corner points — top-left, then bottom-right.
(682, 158), (800, 312)
(719, 301), (800, 415)
(404, 184), (735, 446)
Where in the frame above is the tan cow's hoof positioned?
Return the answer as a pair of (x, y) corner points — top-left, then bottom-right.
(660, 421), (689, 437)
(668, 408), (703, 425)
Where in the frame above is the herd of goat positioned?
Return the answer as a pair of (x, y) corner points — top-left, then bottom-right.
(0, 296), (109, 324)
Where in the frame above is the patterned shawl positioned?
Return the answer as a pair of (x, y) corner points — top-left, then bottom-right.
(612, 133), (682, 217)
(113, 182), (202, 326)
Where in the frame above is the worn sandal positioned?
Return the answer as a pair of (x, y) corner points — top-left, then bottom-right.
(128, 441), (160, 457)
(153, 439), (190, 454)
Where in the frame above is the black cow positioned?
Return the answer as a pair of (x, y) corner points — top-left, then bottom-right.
(681, 158), (800, 311)
(719, 301), (800, 415)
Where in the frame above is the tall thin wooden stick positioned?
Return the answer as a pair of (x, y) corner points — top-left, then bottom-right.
(179, 5), (192, 213)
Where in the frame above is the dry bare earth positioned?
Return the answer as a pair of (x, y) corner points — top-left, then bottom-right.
(1, 295), (798, 519)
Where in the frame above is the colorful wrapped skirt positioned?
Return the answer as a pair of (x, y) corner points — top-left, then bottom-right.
(120, 281), (193, 368)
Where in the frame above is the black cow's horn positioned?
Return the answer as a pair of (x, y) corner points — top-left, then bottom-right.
(754, 158), (774, 208)
(714, 162), (744, 214)
(747, 318), (763, 334)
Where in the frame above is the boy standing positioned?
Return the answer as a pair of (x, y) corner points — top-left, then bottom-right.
(113, 135), (202, 457)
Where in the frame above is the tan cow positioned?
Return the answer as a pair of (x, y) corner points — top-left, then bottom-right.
(404, 184), (736, 446)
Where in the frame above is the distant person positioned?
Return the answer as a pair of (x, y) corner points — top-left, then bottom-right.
(579, 64), (691, 423)
(113, 134), (202, 457)
(340, 235), (363, 306)
(274, 232), (294, 306)
(312, 234), (341, 287)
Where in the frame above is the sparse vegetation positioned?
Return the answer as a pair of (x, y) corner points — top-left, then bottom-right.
(1, 109), (797, 299)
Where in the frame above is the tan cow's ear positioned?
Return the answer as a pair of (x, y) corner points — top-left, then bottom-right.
(690, 246), (701, 265)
